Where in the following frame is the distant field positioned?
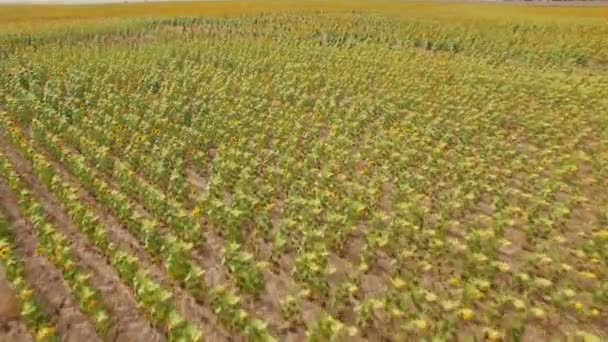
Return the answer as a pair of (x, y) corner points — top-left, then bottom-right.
(0, 1), (607, 341)
(2, 0), (608, 31)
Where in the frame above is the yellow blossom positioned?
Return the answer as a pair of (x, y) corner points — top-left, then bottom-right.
(36, 326), (56, 341)
(459, 308), (474, 321)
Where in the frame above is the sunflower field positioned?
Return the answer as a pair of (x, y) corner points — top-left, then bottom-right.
(0, 1), (607, 341)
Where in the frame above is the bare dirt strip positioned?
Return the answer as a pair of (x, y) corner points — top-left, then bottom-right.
(0, 267), (31, 342)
